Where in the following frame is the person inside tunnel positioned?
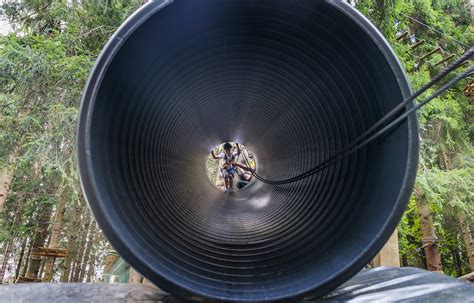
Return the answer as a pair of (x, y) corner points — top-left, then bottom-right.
(236, 152), (254, 189)
(211, 142), (252, 192)
(237, 169), (252, 189)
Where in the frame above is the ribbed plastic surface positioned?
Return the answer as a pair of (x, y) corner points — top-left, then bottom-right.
(78, 1), (419, 301)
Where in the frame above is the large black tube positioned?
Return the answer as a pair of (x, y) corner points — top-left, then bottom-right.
(78, 0), (419, 301)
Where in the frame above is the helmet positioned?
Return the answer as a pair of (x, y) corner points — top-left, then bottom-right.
(223, 142), (232, 150)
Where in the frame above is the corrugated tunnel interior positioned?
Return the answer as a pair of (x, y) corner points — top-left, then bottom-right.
(78, 0), (419, 301)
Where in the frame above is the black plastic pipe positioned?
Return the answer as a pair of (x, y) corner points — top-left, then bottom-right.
(78, 1), (419, 301)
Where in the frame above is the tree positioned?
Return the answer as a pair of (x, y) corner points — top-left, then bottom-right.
(0, 0), (471, 285)
(1, 0), (145, 283)
(42, 186), (69, 282)
(356, 0), (472, 276)
(79, 221), (96, 282)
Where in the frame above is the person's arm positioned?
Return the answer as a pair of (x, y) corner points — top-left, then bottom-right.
(234, 163), (252, 172)
(211, 150), (220, 160)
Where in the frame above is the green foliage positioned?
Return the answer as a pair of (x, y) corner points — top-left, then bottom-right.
(417, 161), (473, 216)
(0, 0), (471, 282)
(356, 0), (473, 276)
(0, 0), (145, 282)
(398, 196), (425, 268)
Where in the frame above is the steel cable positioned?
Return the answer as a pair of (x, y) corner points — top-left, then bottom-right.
(244, 48), (473, 185)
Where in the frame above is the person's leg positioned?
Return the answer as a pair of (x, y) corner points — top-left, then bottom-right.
(221, 168), (230, 190)
(228, 167), (236, 190)
(224, 177), (229, 189)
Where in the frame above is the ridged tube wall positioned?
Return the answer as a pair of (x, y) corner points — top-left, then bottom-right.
(78, 0), (419, 301)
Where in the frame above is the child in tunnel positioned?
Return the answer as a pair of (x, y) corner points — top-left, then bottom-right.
(211, 142), (252, 192)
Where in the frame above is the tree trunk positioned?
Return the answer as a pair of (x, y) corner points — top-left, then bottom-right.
(0, 152), (17, 213)
(86, 251), (96, 282)
(20, 240), (32, 278)
(0, 190), (24, 281)
(78, 222), (96, 282)
(450, 247), (462, 277)
(43, 187), (69, 282)
(401, 253), (408, 267)
(60, 201), (84, 282)
(15, 237), (28, 280)
(25, 202), (53, 279)
(72, 212), (91, 282)
(459, 212), (474, 272)
(416, 196), (443, 272)
(38, 258), (46, 278)
(60, 235), (77, 282)
(0, 237), (14, 282)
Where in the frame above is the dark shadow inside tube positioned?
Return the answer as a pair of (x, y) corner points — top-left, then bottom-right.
(78, 0), (418, 301)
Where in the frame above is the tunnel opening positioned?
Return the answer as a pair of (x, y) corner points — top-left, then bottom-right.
(206, 142), (256, 192)
(78, 0), (419, 301)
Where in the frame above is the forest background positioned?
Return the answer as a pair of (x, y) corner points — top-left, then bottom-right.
(0, 0), (472, 283)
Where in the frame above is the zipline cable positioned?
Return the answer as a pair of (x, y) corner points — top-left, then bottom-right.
(78, 2), (443, 300)
(400, 13), (471, 49)
(243, 47), (473, 185)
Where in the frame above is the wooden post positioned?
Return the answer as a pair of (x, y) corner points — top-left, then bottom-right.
(434, 54), (455, 67)
(128, 267), (143, 284)
(396, 31), (409, 41)
(142, 278), (157, 286)
(419, 47), (441, 61)
(411, 40), (425, 50)
(103, 250), (119, 274)
(372, 229), (400, 267)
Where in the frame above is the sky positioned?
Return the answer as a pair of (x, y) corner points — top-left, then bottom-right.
(0, 18), (11, 35)
(0, 0), (11, 35)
